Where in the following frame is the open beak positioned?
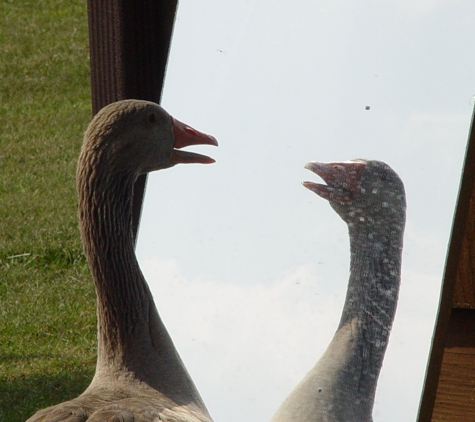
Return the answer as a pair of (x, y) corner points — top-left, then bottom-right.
(302, 161), (366, 205)
(171, 117), (218, 164)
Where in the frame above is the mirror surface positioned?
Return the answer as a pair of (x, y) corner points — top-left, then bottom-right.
(137, 2), (475, 421)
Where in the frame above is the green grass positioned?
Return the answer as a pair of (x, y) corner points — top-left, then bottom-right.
(0, 1), (97, 420)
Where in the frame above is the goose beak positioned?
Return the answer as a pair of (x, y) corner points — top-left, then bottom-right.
(171, 117), (218, 164)
(302, 161), (366, 205)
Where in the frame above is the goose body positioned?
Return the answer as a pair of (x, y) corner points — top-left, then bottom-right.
(27, 100), (217, 422)
(271, 159), (406, 422)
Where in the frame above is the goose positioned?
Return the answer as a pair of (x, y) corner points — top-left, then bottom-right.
(270, 159), (406, 422)
(27, 99), (218, 422)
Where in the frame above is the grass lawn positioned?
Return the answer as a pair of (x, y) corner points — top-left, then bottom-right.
(0, 1), (97, 420)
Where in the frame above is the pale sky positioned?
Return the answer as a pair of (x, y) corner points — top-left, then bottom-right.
(136, 1), (475, 421)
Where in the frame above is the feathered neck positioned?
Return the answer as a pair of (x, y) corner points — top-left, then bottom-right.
(337, 213), (404, 400)
(77, 150), (152, 364)
(76, 146), (209, 412)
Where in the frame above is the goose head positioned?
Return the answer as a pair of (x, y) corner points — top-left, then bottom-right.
(82, 99), (218, 176)
(302, 159), (406, 228)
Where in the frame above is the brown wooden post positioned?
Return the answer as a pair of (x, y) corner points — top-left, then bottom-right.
(417, 108), (475, 421)
(86, 0), (178, 244)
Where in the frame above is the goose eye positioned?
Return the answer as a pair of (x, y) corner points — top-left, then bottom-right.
(147, 112), (157, 123)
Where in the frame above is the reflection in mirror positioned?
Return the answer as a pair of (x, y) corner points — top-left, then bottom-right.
(271, 159), (406, 421)
(136, 2), (475, 421)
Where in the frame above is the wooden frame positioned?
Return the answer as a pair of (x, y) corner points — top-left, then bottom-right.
(417, 110), (475, 420)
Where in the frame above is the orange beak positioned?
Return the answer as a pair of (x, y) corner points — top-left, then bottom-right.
(171, 117), (218, 164)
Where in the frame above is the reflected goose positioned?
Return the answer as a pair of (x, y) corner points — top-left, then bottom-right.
(271, 159), (406, 422)
(27, 100), (217, 422)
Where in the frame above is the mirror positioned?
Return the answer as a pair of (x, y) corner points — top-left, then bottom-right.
(136, 2), (474, 420)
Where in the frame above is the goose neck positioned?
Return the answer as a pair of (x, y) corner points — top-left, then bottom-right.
(78, 168), (152, 361)
(336, 220), (403, 397)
